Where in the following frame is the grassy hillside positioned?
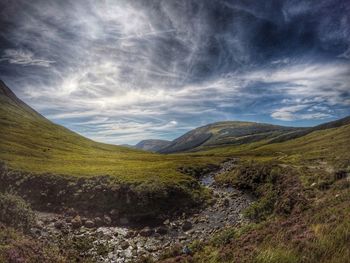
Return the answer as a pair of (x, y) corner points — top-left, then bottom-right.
(0, 80), (222, 219)
(194, 121), (350, 168)
(156, 121), (350, 263)
(269, 115), (350, 143)
(159, 121), (303, 153)
(0, 80), (219, 184)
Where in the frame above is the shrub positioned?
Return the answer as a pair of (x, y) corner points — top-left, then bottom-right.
(255, 247), (300, 263)
(0, 193), (35, 232)
(211, 227), (237, 247)
(244, 190), (277, 221)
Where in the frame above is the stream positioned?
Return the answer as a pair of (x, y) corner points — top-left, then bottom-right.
(34, 159), (253, 262)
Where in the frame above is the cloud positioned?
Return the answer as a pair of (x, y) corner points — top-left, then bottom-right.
(0, 0), (349, 143)
(271, 104), (332, 121)
(1, 49), (55, 67)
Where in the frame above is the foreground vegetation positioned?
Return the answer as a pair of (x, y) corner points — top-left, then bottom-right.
(156, 161), (350, 263)
(154, 121), (350, 263)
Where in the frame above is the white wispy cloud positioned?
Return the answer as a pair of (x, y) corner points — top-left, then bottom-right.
(1, 49), (55, 67)
(1, 0), (349, 143)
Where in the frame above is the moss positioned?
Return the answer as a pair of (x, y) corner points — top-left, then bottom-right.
(0, 193), (35, 232)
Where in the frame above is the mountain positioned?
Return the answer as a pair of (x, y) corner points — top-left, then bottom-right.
(0, 80), (210, 220)
(135, 139), (171, 152)
(159, 121), (304, 153)
(270, 115), (350, 143)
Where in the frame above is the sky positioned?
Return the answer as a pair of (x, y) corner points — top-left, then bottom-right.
(0, 0), (349, 145)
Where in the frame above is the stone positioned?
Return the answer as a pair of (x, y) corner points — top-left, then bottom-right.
(94, 217), (103, 227)
(85, 220), (95, 228)
(139, 227), (154, 237)
(155, 226), (168, 235)
(54, 220), (64, 229)
(71, 216), (82, 229)
(65, 208), (77, 217)
(223, 198), (230, 207)
(125, 230), (136, 238)
(120, 241), (130, 250)
(104, 215), (112, 225)
(182, 221), (192, 231)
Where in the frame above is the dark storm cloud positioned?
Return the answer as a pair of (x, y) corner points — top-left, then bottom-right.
(0, 0), (349, 143)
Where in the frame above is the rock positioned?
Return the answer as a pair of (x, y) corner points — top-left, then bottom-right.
(163, 219), (170, 225)
(182, 221), (192, 231)
(223, 199), (230, 207)
(94, 217), (103, 227)
(71, 216), (82, 229)
(85, 220), (95, 228)
(120, 241), (130, 250)
(139, 227), (154, 237)
(54, 220), (64, 229)
(155, 226), (168, 235)
(125, 230), (136, 238)
(104, 215), (112, 225)
(120, 217), (129, 225)
(178, 235), (187, 241)
(65, 208), (77, 217)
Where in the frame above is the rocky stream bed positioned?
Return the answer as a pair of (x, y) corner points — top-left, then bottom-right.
(32, 159), (253, 262)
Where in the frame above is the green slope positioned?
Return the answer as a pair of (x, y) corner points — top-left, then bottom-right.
(0, 80), (217, 184)
(195, 119), (350, 168)
(159, 121), (304, 153)
(0, 80), (224, 219)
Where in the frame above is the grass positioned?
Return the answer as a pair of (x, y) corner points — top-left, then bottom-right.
(0, 87), (222, 186)
(155, 123), (350, 263)
(157, 163), (350, 263)
(0, 84), (225, 217)
(190, 123), (350, 169)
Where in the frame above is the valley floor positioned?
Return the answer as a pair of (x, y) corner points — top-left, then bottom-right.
(30, 159), (253, 262)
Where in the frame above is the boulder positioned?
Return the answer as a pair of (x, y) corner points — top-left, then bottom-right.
(71, 216), (82, 229)
(182, 221), (192, 232)
(120, 241), (130, 250)
(139, 227), (154, 237)
(65, 208), (77, 217)
(85, 220), (95, 228)
(155, 226), (168, 235)
(94, 217), (103, 227)
(223, 198), (230, 207)
(54, 220), (64, 229)
(125, 230), (136, 238)
(103, 215), (112, 225)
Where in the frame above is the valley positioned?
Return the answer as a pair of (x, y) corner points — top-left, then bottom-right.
(0, 81), (349, 263)
(31, 159), (253, 262)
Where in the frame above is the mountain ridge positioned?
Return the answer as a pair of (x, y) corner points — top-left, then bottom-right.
(135, 139), (171, 152)
(157, 121), (305, 153)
